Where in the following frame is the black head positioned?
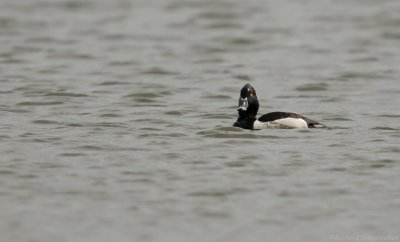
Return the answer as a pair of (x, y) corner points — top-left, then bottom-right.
(237, 83), (259, 118)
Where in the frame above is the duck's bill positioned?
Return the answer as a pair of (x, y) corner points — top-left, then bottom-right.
(237, 97), (248, 111)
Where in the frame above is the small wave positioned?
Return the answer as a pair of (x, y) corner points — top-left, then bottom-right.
(45, 92), (88, 97)
(381, 32), (400, 40)
(323, 115), (352, 121)
(197, 130), (280, 139)
(59, 153), (87, 157)
(164, 111), (183, 116)
(196, 114), (235, 119)
(371, 126), (399, 131)
(77, 145), (103, 150)
(203, 94), (232, 99)
(98, 81), (130, 86)
(32, 119), (60, 125)
(16, 101), (63, 106)
(32, 137), (62, 143)
(108, 60), (139, 66)
(138, 133), (186, 138)
(132, 98), (157, 103)
(0, 170), (16, 175)
(196, 11), (238, 20)
(2, 108), (30, 113)
(207, 22), (243, 29)
(336, 71), (388, 81)
(188, 188), (248, 197)
(47, 52), (95, 60)
(124, 92), (171, 98)
(233, 74), (252, 81)
(140, 67), (179, 75)
(0, 58), (25, 64)
(99, 113), (122, 118)
(376, 114), (400, 118)
(295, 83), (329, 91)
(226, 37), (256, 45)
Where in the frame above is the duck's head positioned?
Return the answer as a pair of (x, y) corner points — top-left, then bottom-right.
(237, 83), (259, 118)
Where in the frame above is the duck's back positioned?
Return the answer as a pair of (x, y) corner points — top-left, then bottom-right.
(258, 112), (324, 128)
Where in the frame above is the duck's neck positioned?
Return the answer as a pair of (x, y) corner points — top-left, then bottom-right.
(236, 113), (257, 129)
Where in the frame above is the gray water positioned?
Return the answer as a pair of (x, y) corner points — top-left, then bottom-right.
(1, 0), (400, 241)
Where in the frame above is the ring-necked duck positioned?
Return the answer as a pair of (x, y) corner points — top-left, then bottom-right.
(234, 84), (326, 129)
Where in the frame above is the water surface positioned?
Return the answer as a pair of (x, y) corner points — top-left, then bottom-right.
(1, 0), (400, 241)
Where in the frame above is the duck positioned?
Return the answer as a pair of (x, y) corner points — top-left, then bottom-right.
(233, 83), (326, 129)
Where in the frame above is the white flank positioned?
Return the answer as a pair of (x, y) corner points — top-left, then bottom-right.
(253, 118), (308, 129)
(272, 118), (308, 128)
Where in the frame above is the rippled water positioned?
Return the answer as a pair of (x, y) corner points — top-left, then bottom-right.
(1, 0), (400, 241)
